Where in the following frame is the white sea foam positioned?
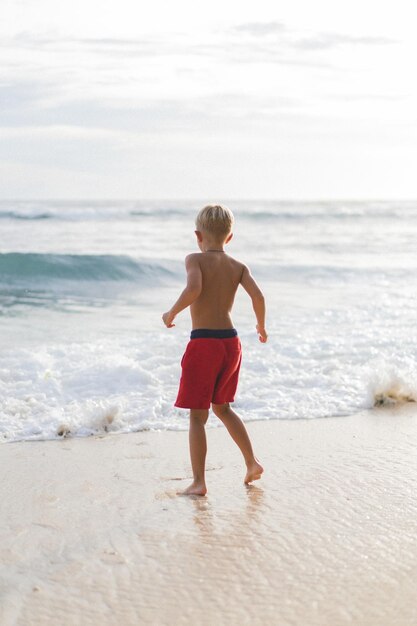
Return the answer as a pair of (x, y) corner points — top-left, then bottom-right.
(369, 360), (417, 406)
(2, 314), (417, 442)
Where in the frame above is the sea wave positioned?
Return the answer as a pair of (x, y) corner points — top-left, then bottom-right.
(1, 201), (417, 222)
(0, 210), (53, 220)
(0, 252), (181, 284)
(0, 253), (410, 294)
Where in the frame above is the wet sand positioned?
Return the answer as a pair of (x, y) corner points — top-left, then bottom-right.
(1, 405), (417, 626)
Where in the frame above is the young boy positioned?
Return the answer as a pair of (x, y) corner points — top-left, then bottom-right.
(162, 204), (267, 496)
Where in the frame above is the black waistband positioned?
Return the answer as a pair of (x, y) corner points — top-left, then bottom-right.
(190, 328), (238, 339)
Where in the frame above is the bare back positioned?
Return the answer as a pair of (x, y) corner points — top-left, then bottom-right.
(190, 252), (244, 329)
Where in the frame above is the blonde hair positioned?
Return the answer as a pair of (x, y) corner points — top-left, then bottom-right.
(195, 204), (234, 240)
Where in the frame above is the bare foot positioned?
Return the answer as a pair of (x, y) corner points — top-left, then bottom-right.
(179, 481), (207, 496)
(244, 459), (264, 484)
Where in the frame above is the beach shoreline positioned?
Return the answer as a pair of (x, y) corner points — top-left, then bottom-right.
(2, 405), (417, 626)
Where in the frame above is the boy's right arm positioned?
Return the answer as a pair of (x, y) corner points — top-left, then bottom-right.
(240, 265), (268, 343)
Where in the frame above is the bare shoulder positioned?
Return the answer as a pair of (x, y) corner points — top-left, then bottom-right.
(184, 253), (201, 266)
(226, 255), (249, 280)
(239, 261), (263, 296)
(225, 254), (245, 268)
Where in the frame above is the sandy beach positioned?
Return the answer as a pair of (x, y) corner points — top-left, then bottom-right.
(1, 405), (417, 626)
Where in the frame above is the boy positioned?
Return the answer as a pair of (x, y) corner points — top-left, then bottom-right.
(162, 204), (267, 496)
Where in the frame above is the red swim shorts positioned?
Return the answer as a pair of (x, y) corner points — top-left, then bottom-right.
(175, 331), (242, 410)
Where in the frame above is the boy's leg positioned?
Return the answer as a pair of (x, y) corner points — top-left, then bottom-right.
(181, 408), (209, 496)
(212, 403), (264, 484)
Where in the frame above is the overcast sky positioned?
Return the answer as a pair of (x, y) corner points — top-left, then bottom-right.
(1, 0), (416, 199)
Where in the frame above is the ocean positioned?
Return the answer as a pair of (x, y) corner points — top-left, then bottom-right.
(1, 199), (417, 442)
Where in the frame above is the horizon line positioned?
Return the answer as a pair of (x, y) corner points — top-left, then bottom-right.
(1, 197), (417, 203)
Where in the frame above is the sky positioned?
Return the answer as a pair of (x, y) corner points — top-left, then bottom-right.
(1, 0), (416, 200)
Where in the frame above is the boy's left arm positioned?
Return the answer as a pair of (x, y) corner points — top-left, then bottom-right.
(162, 254), (202, 328)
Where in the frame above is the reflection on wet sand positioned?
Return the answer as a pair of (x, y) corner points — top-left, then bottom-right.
(188, 483), (267, 546)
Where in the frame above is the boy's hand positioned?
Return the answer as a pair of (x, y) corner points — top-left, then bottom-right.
(256, 325), (268, 343)
(162, 310), (176, 328)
